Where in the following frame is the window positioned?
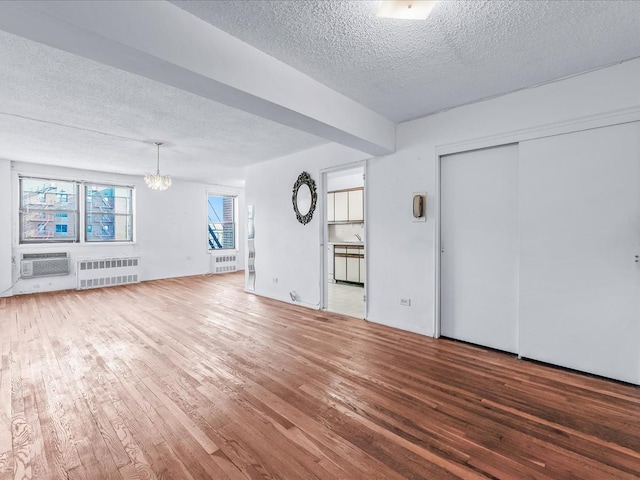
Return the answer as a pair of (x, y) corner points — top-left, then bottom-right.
(20, 177), (79, 243)
(20, 177), (134, 244)
(85, 184), (133, 242)
(207, 194), (235, 250)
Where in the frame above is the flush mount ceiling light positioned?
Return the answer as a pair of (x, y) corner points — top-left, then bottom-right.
(144, 142), (172, 191)
(376, 0), (437, 20)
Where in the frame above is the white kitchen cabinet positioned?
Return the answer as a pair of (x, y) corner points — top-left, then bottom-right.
(346, 257), (360, 282)
(334, 246), (347, 281)
(329, 188), (364, 223)
(333, 245), (364, 284)
(334, 191), (349, 222)
(348, 189), (364, 221)
(334, 255), (347, 281)
(327, 192), (335, 222)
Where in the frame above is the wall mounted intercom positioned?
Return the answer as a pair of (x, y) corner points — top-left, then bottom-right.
(412, 193), (427, 222)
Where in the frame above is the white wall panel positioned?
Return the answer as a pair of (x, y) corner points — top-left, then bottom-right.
(518, 123), (640, 384)
(441, 144), (519, 353)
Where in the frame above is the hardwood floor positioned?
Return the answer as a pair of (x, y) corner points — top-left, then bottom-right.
(0, 272), (639, 479)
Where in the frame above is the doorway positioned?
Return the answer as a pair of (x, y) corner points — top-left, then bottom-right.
(323, 165), (366, 319)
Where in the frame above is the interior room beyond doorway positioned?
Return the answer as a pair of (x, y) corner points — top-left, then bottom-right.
(325, 166), (365, 319)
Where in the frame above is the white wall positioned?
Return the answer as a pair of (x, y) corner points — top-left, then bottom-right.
(367, 58), (640, 336)
(329, 223), (364, 243)
(244, 143), (369, 307)
(245, 57), (640, 337)
(5, 161), (244, 296)
(0, 159), (12, 297)
(327, 170), (364, 191)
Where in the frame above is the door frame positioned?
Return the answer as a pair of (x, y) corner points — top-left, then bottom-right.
(320, 160), (368, 318)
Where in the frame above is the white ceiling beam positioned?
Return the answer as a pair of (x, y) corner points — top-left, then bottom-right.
(0, 0), (395, 156)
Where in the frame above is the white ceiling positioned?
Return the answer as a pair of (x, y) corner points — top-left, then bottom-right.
(173, 0), (640, 122)
(1, 0), (640, 186)
(0, 29), (326, 187)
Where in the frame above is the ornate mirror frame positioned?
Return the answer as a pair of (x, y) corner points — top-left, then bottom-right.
(292, 171), (317, 225)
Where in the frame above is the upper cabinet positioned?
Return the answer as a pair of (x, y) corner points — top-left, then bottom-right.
(328, 188), (364, 223)
(334, 191), (349, 222)
(348, 189), (364, 222)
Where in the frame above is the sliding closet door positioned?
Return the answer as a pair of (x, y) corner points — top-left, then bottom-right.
(441, 144), (519, 353)
(519, 122), (640, 384)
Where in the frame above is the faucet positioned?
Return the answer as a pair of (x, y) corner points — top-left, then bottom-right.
(354, 233), (362, 242)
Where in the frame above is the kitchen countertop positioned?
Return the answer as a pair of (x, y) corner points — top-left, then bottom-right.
(329, 242), (364, 246)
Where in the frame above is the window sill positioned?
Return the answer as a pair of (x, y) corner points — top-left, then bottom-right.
(15, 242), (137, 249)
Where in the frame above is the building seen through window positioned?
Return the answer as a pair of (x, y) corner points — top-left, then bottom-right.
(19, 177), (134, 244)
(208, 194), (235, 250)
(85, 184), (133, 242)
(20, 178), (79, 242)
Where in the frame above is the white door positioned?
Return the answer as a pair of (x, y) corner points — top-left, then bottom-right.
(441, 144), (519, 353)
(519, 122), (640, 384)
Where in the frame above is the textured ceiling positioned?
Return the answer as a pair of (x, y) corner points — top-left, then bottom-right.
(172, 0), (640, 122)
(0, 29), (326, 186)
(3, 0), (640, 185)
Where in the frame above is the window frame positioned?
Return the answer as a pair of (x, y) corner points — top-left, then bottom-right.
(18, 175), (135, 245)
(19, 177), (80, 244)
(207, 193), (237, 251)
(84, 183), (134, 243)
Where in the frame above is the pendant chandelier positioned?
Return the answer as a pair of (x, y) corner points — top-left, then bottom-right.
(144, 142), (172, 191)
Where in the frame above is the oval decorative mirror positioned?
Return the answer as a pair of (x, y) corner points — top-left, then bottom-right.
(292, 171), (317, 225)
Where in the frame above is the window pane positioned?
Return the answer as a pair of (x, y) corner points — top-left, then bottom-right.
(85, 184), (133, 242)
(21, 178), (78, 210)
(207, 195), (235, 250)
(20, 177), (79, 243)
(20, 211), (78, 241)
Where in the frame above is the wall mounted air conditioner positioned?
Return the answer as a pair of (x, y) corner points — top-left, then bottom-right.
(21, 252), (70, 278)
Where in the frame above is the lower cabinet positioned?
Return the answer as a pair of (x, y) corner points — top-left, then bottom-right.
(334, 245), (364, 284)
(346, 257), (360, 282)
(334, 255), (347, 282)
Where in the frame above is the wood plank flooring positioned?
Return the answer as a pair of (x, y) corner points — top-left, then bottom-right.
(0, 272), (639, 479)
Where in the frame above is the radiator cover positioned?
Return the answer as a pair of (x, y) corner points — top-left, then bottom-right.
(77, 257), (140, 290)
(211, 253), (237, 274)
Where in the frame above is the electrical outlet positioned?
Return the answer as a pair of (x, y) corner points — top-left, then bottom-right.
(400, 298), (411, 307)
(272, 277), (278, 284)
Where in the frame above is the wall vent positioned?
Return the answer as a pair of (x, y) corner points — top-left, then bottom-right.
(77, 257), (140, 290)
(211, 254), (237, 274)
(21, 252), (70, 278)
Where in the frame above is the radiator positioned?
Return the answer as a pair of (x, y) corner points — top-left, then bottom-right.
(21, 252), (70, 278)
(211, 253), (237, 274)
(77, 257), (140, 290)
